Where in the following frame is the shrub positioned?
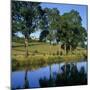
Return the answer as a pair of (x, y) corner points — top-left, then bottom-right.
(57, 51), (59, 55)
(34, 50), (38, 53)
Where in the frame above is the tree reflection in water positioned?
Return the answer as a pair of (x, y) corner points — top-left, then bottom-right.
(24, 68), (29, 88)
(12, 67), (29, 90)
(39, 65), (56, 87)
(12, 63), (87, 90)
(39, 63), (87, 87)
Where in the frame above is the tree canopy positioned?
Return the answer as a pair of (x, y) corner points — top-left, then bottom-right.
(12, 1), (87, 55)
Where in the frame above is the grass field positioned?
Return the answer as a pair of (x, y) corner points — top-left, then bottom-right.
(12, 41), (87, 56)
(12, 41), (62, 55)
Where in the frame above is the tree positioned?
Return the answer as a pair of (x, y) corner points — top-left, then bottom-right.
(39, 30), (49, 42)
(39, 8), (49, 42)
(57, 10), (87, 54)
(12, 1), (42, 56)
(39, 8), (61, 55)
(39, 8), (61, 43)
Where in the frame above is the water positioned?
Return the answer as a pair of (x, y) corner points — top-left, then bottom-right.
(11, 61), (87, 89)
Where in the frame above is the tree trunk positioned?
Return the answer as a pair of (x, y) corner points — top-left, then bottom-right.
(50, 40), (51, 45)
(59, 44), (61, 55)
(25, 38), (29, 57)
(50, 41), (51, 55)
(64, 43), (67, 55)
(70, 45), (72, 54)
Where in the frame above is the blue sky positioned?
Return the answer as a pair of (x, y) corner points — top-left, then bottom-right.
(20, 3), (88, 38)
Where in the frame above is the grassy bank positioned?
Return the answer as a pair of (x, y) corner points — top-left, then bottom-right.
(12, 54), (87, 71)
(12, 41), (87, 71)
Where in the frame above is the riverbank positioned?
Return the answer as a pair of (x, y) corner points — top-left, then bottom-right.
(12, 54), (87, 71)
(12, 41), (87, 71)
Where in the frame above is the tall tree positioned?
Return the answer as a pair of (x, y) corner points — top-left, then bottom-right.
(39, 8), (61, 55)
(57, 10), (87, 54)
(39, 8), (49, 42)
(39, 8), (61, 43)
(12, 1), (42, 56)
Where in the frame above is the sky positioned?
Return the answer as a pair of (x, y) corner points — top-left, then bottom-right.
(19, 2), (88, 38)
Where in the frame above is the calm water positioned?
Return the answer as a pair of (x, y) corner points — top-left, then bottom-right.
(11, 61), (87, 89)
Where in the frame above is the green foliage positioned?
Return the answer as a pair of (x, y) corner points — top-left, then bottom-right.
(57, 10), (87, 53)
(12, 1), (42, 38)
